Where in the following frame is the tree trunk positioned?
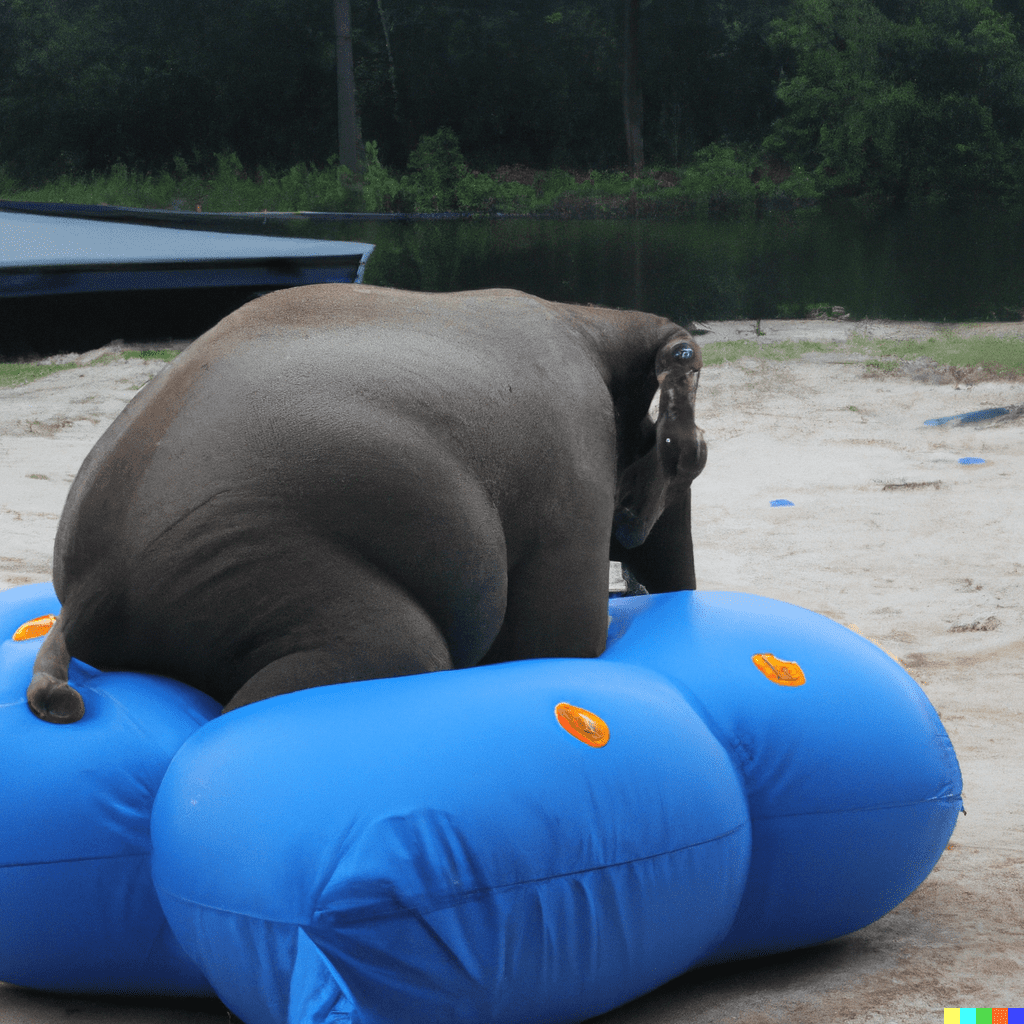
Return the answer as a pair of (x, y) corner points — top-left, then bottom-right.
(334, 0), (362, 177)
(622, 0), (644, 176)
(376, 0), (401, 118)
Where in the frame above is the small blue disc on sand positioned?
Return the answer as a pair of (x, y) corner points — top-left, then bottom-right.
(770, 499), (794, 507)
(958, 457), (985, 465)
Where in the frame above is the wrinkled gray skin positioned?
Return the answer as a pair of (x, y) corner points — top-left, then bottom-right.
(28, 285), (705, 723)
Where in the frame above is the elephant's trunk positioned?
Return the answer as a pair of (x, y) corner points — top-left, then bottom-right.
(613, 363), (705, 549)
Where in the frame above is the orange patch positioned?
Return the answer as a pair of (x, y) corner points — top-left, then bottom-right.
(555, 703), (610, 747)
(12, 614), (57, 641)
(752, 653), (806, 687)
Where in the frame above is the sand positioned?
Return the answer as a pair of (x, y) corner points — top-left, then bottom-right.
(1, 325), (1022, 1022)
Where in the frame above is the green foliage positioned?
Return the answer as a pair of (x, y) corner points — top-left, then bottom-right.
(0, 0), (788, 184)
(121, 349), (180, 362)
(699, 338), (838, 365)
(0, 0), (338, 182)
(362, 129), (538, 214)
(5, 138), (821, 217)
(766, 0), (1024, 204)
(678, 145), (758, 212)
(4, 0), (1024, 209)
(0, 351), (177, 388)
(403, 127), (465, 212)
(2, 153), (364, 213)
(362, 141), (402, 213)
(535, 169), (575, 203)
(455, 173), (536, 215)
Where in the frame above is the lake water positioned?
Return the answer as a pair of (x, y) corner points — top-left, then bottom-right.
(7, 204), (1022, 358)
(319, 206), (1024, 325)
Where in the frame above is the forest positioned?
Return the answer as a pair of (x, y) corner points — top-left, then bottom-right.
(3, 0), (1024, 210)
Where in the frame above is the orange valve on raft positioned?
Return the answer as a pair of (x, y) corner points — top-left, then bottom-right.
(555, 702), (610, 747)
(751, 652), (806, 686)
(12, 614), (56, 641)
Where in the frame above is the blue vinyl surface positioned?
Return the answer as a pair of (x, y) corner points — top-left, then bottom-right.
(0, 582), (962, 1021)
(0, 210), (373, 297)
(0, 583), (218, 995)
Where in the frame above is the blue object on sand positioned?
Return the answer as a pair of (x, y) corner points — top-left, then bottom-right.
(1, 582), (963, 1022)
(770, 498), (795, 506)
(924, 408), (1009, 426)
(958, 457), (986, 464)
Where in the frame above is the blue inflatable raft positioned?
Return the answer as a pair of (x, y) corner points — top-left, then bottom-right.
(0, 581), (962, 1023)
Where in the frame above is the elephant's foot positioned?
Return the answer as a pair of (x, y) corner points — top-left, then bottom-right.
(27, 675), (86, 723)
(622, 564), (650, 597)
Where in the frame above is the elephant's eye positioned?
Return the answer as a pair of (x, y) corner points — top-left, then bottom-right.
(672, 344), (693, 363)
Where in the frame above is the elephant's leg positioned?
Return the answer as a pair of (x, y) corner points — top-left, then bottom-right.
(481, 542), (610, 664)
(616, 485), (696, 593)
(27, 614), (85, 723)
(221, 571), (455, 712)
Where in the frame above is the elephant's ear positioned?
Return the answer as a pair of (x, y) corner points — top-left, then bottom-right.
(610, 334), (705, 592)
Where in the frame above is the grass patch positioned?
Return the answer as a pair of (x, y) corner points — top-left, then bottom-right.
(703, 330), (1024, 376)
(1, 349), (178, 387)
(87, 349), (180, 366)
(848, 330), (1024, 375)
(120, 349), (180, 362)
(0, 362), (76, 388)
(701, 339), (838, 366)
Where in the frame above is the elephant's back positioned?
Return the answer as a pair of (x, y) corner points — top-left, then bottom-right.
(172, 286), (617, 526)
(52, 284), (617, 684)
(57, 284), (614, 571)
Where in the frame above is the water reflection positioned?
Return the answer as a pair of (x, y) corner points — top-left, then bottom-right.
(291, 207), (1024, 323)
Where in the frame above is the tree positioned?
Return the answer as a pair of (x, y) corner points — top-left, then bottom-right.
(765, 0), (1024, 204)
(622, 0), (644, 174)
(334, 0), (363, 175)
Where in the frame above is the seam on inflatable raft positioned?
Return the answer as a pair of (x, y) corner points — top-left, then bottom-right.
(153, 821), (752, 925)
(750, 791), (963, 822)
(340, 820), (755, 921)
(1, 851), (148, 869)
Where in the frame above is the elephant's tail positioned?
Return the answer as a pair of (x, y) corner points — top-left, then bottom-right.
(28, 613), (85, 723)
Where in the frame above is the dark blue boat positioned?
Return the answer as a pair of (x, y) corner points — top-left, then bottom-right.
(1, 207), (372, 298)
(0, 203), (374, 357)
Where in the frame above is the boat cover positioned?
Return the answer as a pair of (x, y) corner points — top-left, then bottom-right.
(0, 210), (373, 298)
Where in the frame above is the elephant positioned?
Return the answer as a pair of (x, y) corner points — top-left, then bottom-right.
(28, 285), (706, 723)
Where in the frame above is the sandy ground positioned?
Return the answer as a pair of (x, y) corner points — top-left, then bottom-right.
(1, 322), (1022, 1022)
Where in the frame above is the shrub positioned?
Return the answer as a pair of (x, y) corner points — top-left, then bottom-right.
(402, 127), (467, 212)
(362, 141), (402, 213)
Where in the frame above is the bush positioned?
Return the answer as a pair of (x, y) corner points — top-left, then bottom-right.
(362, 141), (402, 213)
(1, 130), (821, 218)
(0, 151), (365, 213)
(455, 172), (535, 214)
(678, 144), (758, 213)
(401, 127), (466, 212)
